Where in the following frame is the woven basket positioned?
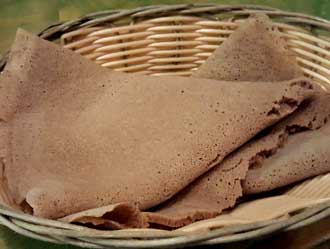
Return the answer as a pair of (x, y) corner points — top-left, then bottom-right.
(1, 4), (330, 248)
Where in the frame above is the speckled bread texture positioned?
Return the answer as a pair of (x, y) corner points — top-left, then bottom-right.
(243, 94), (330, 194)
(191, 14), (303, 82)
(0, 29), (315, 223)
(144, 15), (306, 228)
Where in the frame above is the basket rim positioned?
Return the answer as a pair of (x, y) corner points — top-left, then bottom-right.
(37, 3), (330, 41)
(2, 3), (330, 71)
(1, 200), (330, 248)
(1, 3), (330, 248)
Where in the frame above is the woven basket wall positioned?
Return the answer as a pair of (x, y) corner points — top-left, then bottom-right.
(0, 4), (330, 249)
(54, 4), (330, 88)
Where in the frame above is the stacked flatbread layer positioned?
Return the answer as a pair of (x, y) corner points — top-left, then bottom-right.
(0, 14), (329, 230)
(146, 14), (330, 228)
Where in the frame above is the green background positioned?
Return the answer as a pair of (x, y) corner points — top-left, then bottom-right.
(0, 0), (329, 248)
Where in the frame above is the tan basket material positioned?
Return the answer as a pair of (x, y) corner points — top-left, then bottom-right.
(60, 13), (330, 88)
(0, 4), (330, 248)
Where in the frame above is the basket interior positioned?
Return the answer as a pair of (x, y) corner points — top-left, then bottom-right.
(60, 14), (330, 88)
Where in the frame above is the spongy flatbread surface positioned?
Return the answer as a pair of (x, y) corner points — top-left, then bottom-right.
(243, 96), (330, 194)
(145, 95), (330, 227)
(147, 98), (330, 228)
(0, 30), (314, 222)
(146, 16), (329, 228)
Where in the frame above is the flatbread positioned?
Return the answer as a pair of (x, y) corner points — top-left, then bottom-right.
(243, 101), (330, 194)
(0, 29), (315, 224)
(60, 203), (148, 229)
(191, 14), (302, 81)
(145, 96), (330, 227)
(146, 16), (330, 228)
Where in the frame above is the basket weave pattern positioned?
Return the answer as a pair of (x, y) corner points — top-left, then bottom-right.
(0, 4), (330, 248)
(59, 5), (330, 88)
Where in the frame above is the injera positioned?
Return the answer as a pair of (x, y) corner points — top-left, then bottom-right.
(0, 29), (316, 228)
(145, 16), (330, 228)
